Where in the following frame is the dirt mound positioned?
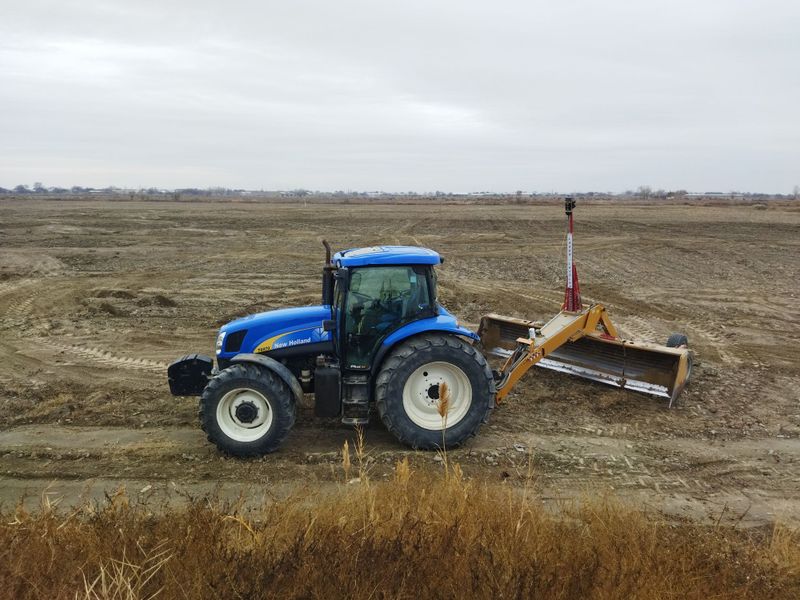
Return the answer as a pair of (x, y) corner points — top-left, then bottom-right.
(93, 288), (136, 299)
(0, 250), (65, 276)
(136, 293), (177, 307)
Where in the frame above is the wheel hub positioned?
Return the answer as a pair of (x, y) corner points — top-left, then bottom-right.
(234, 401), (258, 424)
(401, 362), (473, 430)
(216, 387), (274, 442)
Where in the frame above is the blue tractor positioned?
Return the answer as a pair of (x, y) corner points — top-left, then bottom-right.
(168, 242), (495, 456)
(168, 201), (693, 456)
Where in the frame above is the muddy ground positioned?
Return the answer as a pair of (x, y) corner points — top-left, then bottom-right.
(1, 199), (799, 526)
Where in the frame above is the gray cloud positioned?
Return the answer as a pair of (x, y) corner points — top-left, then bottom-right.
(1, 0), (798, 192)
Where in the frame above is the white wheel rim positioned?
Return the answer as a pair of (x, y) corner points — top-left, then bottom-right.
(216, 387), (273, 442)
(402, 361), (472, 431)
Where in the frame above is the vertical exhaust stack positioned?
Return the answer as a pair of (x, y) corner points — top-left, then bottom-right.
(321, 240), (335, 307)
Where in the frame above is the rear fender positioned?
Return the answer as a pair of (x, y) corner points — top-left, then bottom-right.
(369, 318), (481, 398)
(381, 316), (479, 349)
(230, 353), (304, 404)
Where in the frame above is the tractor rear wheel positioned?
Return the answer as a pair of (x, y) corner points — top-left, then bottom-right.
(375, 333), (495, 450)
(199, 363), (295, 456)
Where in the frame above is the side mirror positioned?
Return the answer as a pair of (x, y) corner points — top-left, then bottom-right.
(322, 319), (336, 332)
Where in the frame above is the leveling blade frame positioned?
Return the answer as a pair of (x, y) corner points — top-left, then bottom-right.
(478, 309), (693, 407)
(478, 199), (694, 407)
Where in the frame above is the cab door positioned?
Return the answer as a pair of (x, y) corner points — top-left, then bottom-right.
(331, 268), (348, 360)
(341, 266), (433, 370)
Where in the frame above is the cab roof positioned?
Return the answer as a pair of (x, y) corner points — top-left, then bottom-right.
(333, 245), (441, 267)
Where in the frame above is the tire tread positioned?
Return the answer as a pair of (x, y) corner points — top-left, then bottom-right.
(199, 363), (295, 456)
(375, 333), (494, 450)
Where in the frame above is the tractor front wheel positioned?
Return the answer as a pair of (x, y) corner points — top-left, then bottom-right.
(199, 363), (295, 456)
(375, 334), (495, 450)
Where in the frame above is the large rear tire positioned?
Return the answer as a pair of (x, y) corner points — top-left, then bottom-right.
(375, 334), (494, 450)
(200, 363), (295, 457)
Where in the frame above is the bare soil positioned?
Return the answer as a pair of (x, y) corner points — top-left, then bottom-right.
(1, 199), (799, 525)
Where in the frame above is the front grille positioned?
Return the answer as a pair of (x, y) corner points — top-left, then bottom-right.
(224, 329), (247, 353)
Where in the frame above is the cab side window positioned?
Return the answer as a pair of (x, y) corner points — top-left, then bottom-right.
(344, 266), (431, 367)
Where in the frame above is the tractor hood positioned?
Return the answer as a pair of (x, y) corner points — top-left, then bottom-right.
(217, 305), (332, 359)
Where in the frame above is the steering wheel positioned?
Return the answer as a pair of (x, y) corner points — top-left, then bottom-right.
(349, 290), (375, 309)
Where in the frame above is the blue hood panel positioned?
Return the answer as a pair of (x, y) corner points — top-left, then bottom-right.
(219, 305), (332, 359)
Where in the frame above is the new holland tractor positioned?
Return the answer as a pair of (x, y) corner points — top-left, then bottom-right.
(168, 199), (693, 456)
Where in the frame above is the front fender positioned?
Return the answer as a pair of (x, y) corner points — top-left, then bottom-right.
(230, 353), (304, 404)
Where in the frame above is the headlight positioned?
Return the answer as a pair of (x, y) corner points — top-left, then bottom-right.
(215, 331), (226, 354)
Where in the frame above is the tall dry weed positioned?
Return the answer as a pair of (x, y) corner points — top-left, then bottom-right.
(342, 439), (351, 481)
(79, 542), (170, 600)
(437, 381), (450, 472)
(0, 461), (797, 599)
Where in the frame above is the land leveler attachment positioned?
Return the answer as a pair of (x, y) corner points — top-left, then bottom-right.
(478, 199), (693, 407)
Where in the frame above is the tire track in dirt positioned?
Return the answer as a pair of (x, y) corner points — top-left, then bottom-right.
(391, 219), (422, 244)
(0, 279), (31, 297)
(457, 279), (563, 310)
(1, 294), (39, 330)
(39, 340), (167, 373)
(0, 276), (72, 333)
(499, 433), (800, 507)
(594, 286), (757, 367)
(683, 319), (755, 365)
(616, 314), (663, 344)
(0, 278), (38, 301)
(0, 256), (70, 321)
(508, 289), (564, 309)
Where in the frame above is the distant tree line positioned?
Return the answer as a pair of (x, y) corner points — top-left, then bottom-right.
(0, 183), (797, 202)
(0, 184), (252, 197)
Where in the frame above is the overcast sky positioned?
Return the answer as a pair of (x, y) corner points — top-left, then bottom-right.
(1, 1), (798, 193)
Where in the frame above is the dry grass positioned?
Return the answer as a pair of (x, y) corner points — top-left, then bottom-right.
(0, 463), (798, 600)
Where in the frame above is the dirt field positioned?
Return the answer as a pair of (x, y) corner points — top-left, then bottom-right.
(1, 198), (799, 526)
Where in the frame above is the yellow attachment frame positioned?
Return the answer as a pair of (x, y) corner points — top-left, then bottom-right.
(478, 304), (693, 407)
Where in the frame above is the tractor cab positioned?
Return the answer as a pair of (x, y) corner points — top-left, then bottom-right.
(324, 246), (441, 370)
